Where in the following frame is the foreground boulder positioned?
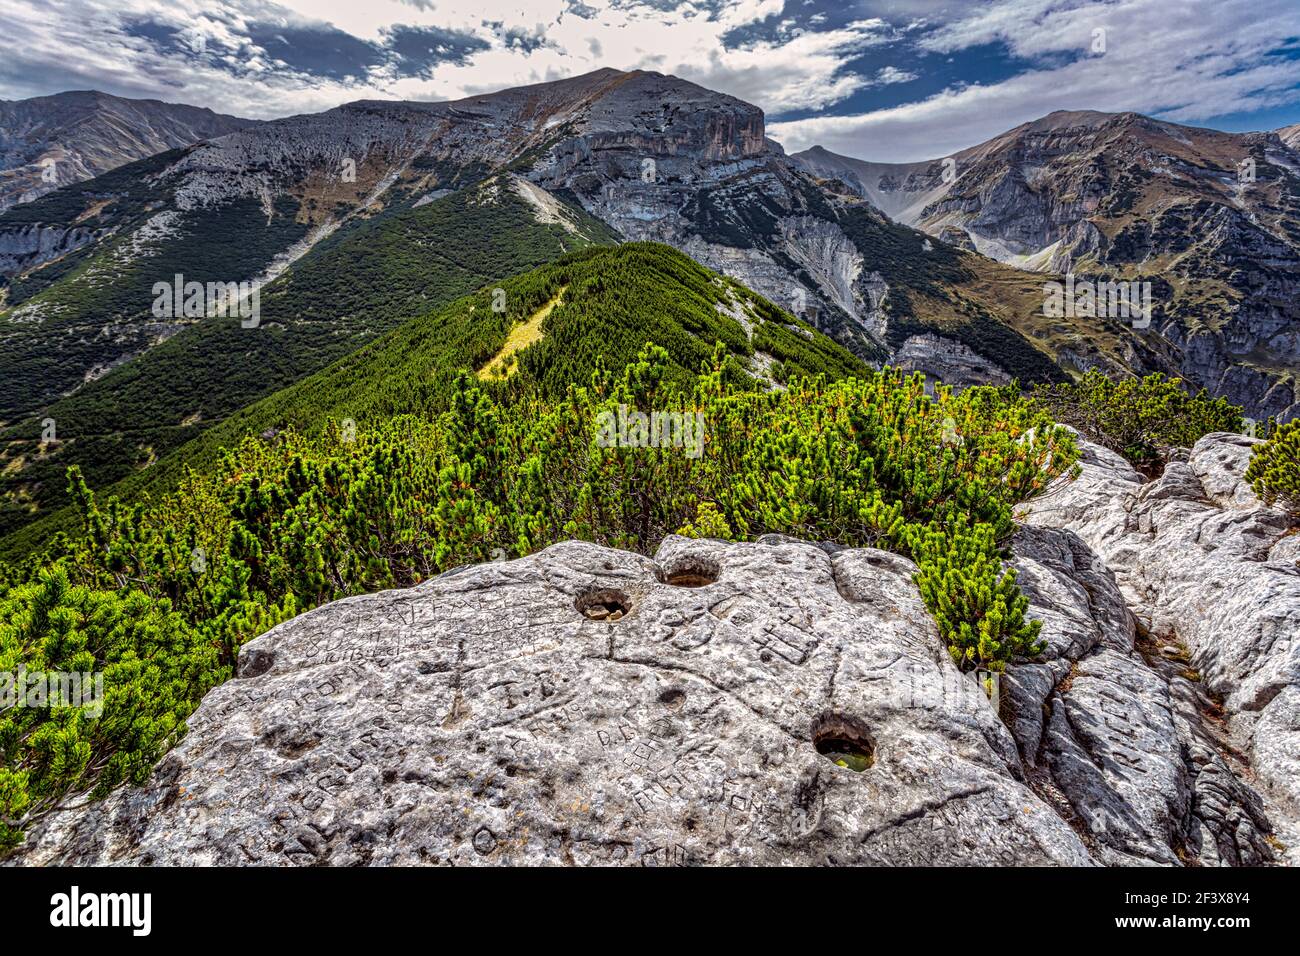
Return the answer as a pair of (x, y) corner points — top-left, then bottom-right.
(18, 536), (1095, 866)
(1009, 525), (1274, 865)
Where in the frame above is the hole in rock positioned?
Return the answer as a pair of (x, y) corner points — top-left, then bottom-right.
(812, 714), (875, 772)
(238, 648), (275, 679)
(473, 826), (497, 855)
(576, 588), (632, 621)
(662, 557), (720, 588)
(658, 688), (687, 710)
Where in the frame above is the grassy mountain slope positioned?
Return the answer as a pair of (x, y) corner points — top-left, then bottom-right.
(0, 147), (239, 418)
(0, 177), (619, 547)
(1, 241), (865, 563)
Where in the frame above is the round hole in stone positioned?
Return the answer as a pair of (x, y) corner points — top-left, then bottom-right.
(658, 688), (687, 710)
(812, 714), (875, 772)
(576, 588), (632, 622)
(238, 648), (275, 679)
(662, 557), (720, 588)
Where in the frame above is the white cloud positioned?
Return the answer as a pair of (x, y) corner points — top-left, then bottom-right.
(873, 65), (918, 85)
(770, 0), (1300, 161)
(3, 0), (1297, 161)
(0, 0), (880, 120)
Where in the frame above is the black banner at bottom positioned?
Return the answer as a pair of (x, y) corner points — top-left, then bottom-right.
(0, 864), (1282, 943)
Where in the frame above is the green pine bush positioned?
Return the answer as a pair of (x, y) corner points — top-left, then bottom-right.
(0, 568), (222, 850)
(1246, 418), (1300, 516)
(1031, 370), (1242, 471)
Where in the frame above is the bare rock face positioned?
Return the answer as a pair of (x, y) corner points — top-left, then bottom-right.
(0, 222), (104, 275)
(0, 90), (254, 212)
(16, 536), (1097, 866)
(893, 332), (1013, 391)
(1009, 524), (1273, 866)
(1021, 432), (1300, 863)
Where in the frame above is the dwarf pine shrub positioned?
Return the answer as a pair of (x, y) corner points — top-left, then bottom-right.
(1031, 370), (1242, 471)
(1, 344), (1076, 850)
(1246, 418), (1300, 517)
(0, 568), (222, 850)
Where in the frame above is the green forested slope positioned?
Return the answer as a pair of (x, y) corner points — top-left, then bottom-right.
(0, 242), (861, 561)
(0, 178), (617, 546)
(0, 149), (299, 421)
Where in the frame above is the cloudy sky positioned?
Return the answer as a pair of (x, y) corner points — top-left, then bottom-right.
(3, 0), (1299, 161)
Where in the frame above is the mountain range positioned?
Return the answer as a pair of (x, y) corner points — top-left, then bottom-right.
(0, 69), (1297, 556)
(792, 110), (1300, 422)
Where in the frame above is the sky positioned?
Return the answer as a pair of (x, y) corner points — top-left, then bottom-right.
(2, 0), (1299, 162)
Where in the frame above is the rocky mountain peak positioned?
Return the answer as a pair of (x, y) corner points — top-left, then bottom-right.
(0, 90), (254, 211)
(791, 108), (1300, 421)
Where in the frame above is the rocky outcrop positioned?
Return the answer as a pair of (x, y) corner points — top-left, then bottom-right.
(1008, 524), (1274, 866)
(0, 222), (105, 275)
(16, 535), (1102, 866)
(1021, 432), (1300, 863)
(893, 333), (1012, 390)
(15, 446), (1291, 866)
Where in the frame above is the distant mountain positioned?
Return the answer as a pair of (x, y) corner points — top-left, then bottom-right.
(0, 69), (1072, 428)
(793, 110), (1300, 421)
(0, 90), (254, 211)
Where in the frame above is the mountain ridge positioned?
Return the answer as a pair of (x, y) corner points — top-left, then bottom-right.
(1, 72), (1294, 551)
(0, 90), (255, 212)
